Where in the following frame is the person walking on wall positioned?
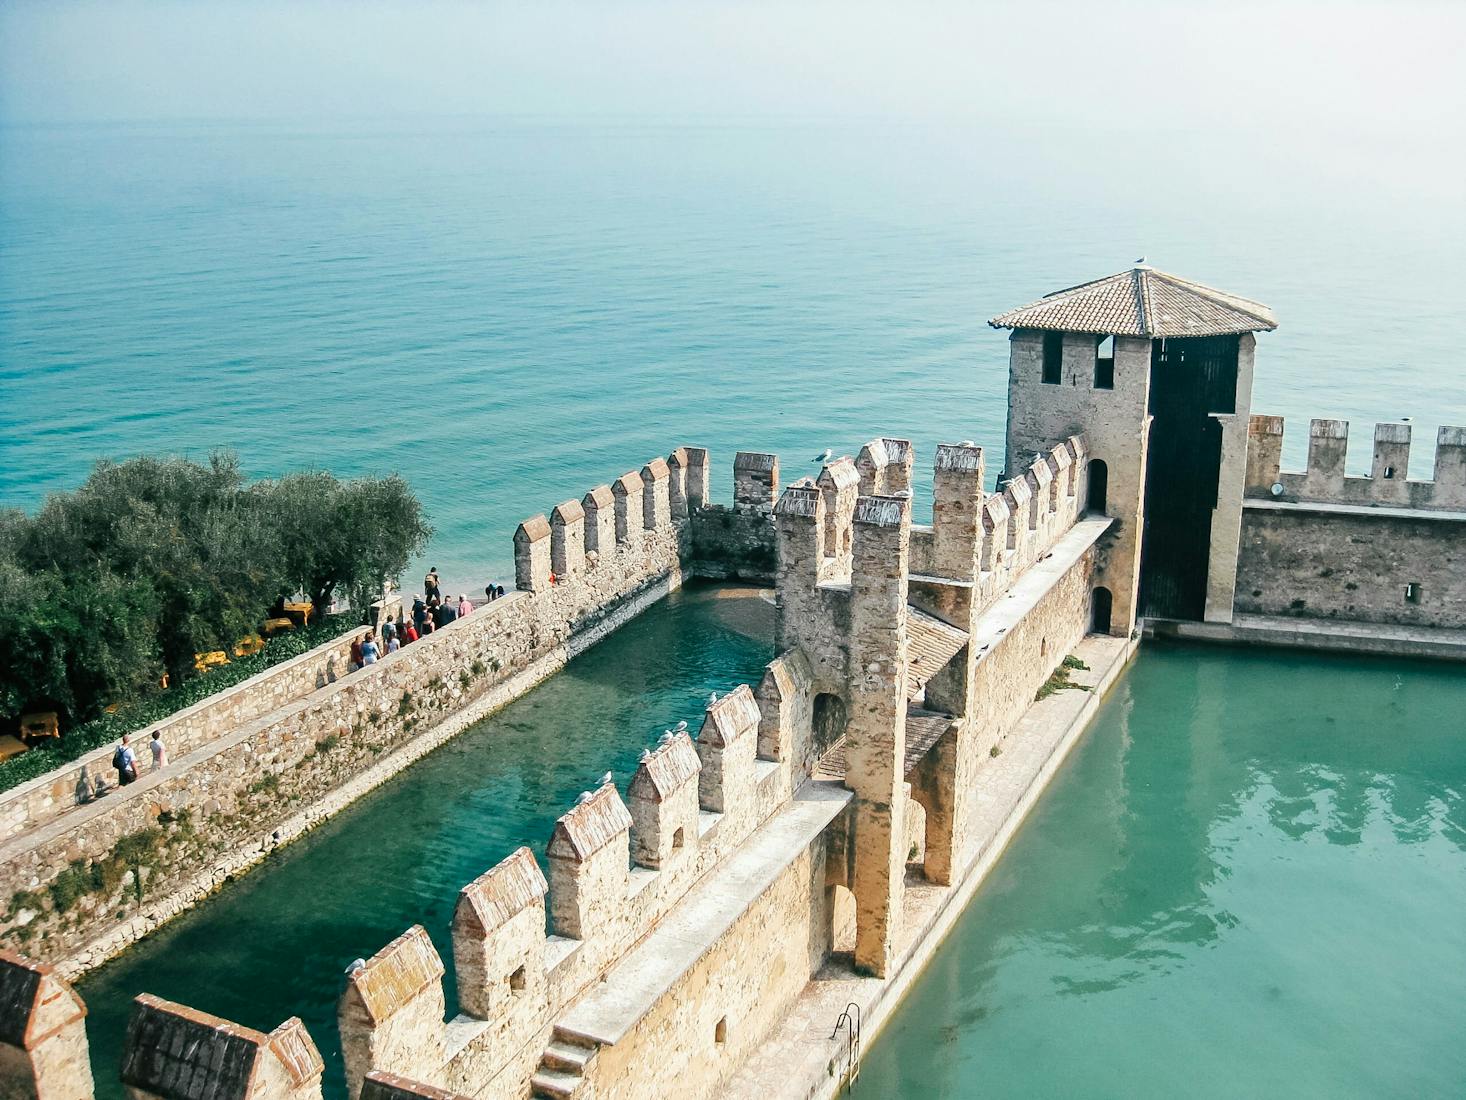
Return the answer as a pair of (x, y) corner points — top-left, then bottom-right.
(349, 633), (364, 672)
(361, 631), (380, 665)
(424, 566), (440, 604)
(150, 731), (167, 771)
(457, 593), (472, 618)
(113, 735), (138, 786)
(484, 584), (495, 603)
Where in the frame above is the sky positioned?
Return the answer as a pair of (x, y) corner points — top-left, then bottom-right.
(2, 1), (1464, 146)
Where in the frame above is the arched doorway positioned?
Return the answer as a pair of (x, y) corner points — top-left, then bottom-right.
(1087, 459), (1108, 513)
(812, 692), (846, 755)
(1092, 586), (1113, 634)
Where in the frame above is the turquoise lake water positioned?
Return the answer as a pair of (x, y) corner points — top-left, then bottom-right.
(859, 644), (1466, 1099)
(4, 120), (1465, 589)
(74, 583), (775, 1099)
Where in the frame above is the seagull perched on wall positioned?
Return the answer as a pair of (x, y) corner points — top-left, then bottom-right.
(598, 771), (614, 787)
(673, 719), (688, 734)
(639, 748), (652, 762)
(345, 959), (366, 975)
(708, 691), (719, 706)
(813, 448), (833, 463)
(576, 790), (593, 804)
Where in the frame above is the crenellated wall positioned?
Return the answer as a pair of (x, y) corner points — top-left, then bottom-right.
(1234, 415), (1466, 630)
(1244, 416), (1466, 510)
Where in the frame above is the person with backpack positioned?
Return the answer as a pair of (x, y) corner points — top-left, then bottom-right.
(113, 735), (138, 786)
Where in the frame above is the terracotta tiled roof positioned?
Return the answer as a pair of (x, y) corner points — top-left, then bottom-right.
(990, 266), (1277, 338)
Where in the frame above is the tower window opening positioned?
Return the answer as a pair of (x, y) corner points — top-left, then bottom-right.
(1041, 331), (1063, 384)
(715, 1017), (728, 1045)
(1087, 460), (1108, 513)
(671, 826), (685, 850)
(1382, 465), (1395, 479)
(1405, 582), (1422, 604)
(1094, 335), (1115, 389)
(1092, 587), (1113, 634)
(508, 966), (526, 993)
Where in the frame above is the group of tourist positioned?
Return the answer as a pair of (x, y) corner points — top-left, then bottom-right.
(101, 567), (512, 791)
(342, 568), (509, 674)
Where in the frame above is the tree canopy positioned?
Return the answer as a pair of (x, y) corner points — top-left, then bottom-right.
(0, 453), (431, 724)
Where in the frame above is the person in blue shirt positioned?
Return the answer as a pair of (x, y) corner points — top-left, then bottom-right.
(360, 631), (380, 665)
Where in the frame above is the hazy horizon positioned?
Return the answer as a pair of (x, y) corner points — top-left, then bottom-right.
(3, 2), (1463, 146)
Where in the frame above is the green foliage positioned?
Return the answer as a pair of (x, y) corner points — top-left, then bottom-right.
(0, 451), (431, 731)
(1035, 657), (1094, 701)
(0, 617), (344, 794)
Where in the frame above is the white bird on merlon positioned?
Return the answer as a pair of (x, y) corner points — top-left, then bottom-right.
(673, 719), (688, 734)
(598, 771), (614, 787)
(345, 959), (366, 975)
(814, 448), (833, 463)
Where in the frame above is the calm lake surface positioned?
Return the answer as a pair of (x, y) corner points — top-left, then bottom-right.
(859, 644), (1466, 1099)
(4, 120), (1464, 588)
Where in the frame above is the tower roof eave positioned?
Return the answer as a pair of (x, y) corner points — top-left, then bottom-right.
(989, 267), (1277, 338)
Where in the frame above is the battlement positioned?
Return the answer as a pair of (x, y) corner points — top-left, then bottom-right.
(317, 660), (818, 1099)
(123, 994), (324, 1100)
(776, 434), (1089, 672)
(1245, 415), (1466, 511)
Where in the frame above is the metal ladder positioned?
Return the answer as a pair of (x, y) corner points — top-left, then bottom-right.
(830, 1002), (862, 1092)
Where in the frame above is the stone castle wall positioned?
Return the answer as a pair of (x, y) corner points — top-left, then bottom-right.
(1236, 416), (1466, 630)
(0, 630), (358, 843)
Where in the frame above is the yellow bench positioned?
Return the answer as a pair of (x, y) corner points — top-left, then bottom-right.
(19, 712), (59, 742)
(0, 736), (28, 763)
(233, 634), (265, 657)
(193, 650), (229, 673)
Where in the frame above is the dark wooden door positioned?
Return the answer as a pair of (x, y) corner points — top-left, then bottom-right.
(1138, 336), (1238, 620)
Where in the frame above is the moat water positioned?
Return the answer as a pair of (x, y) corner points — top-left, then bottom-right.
(4, 120), (1465, 588)
(75, 583), (775, 1100)
(861, 644), (1466, 1099)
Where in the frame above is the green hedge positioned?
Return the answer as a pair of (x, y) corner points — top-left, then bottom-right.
(0, 618), (349, 795)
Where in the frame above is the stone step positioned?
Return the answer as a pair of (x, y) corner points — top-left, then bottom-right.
(541, 1039), (596, 1073)
(531, 1068), (583, 1099)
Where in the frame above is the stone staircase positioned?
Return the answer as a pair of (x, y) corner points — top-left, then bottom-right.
(530, 1028), (599, 1098)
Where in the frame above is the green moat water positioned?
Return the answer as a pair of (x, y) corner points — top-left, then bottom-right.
(76, 583), (775, 1099)
(861, 644), (1466, 1099)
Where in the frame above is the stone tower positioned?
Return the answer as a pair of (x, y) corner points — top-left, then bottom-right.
(991, 265), (1276, 634)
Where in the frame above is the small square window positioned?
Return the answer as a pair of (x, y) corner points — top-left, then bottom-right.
(1382, 465), (1395, 479)
(1405, 582), (1422, 604)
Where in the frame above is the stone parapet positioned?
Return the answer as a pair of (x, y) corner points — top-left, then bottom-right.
(1245, 414), (1466, 510)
